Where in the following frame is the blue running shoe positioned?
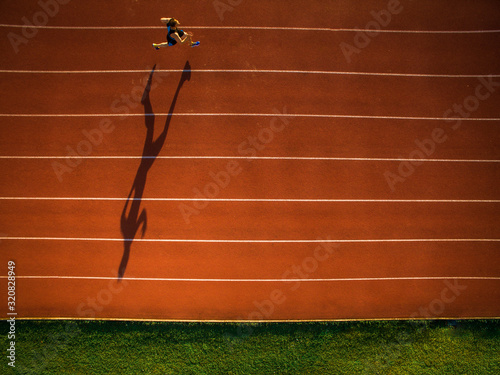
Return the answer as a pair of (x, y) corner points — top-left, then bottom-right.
(152, 43), (160, 50)
(191, 41), (200, 47)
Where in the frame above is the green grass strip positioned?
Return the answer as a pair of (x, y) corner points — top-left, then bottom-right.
(2, 320), (499, 374)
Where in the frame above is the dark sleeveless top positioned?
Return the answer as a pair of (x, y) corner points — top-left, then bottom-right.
(167, 26), (185, 46)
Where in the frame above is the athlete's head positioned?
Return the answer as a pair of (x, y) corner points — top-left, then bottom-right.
(167, 18), (180, 28)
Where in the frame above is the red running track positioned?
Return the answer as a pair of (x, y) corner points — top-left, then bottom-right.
(0, 0), (499, 321)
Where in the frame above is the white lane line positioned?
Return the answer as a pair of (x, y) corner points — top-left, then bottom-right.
(0, 197), (499, 203)
(0, 156), (498, 163)
(0, 24), (499, 33)
(0, 237), (497, 243)
(0, 113), (499, 121)
(1, 69), (498, 78)
(2, 276), (499, 282)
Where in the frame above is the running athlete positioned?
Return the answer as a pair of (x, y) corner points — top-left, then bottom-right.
(152, 18), (200, 49)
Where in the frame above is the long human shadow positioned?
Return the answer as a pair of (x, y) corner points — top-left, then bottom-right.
(118, 61), (191, 280)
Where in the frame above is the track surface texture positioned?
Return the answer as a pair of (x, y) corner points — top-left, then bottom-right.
(0, 0), (499, 321)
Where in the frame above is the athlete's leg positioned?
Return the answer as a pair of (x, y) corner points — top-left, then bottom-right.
(178, 30), (195, 46)
(152, 42), (170, 49)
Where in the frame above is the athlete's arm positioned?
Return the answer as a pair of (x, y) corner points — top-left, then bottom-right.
(172, 32), (192, 45)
